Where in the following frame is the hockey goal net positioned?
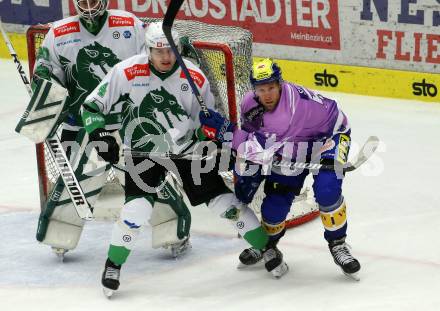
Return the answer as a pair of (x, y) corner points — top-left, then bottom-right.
(26, 19), (318, 228)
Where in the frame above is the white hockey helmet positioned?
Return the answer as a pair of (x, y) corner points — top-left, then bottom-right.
(145, 22), (180, 50)
(74, 0), (109, 21)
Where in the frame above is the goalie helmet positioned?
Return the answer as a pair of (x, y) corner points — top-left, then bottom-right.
(74, 0), (109, 21)
(145, 22), (180, 50)
(250, 58), (282, 87)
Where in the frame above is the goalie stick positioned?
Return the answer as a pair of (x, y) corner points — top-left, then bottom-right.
(0, 20), (94, 220)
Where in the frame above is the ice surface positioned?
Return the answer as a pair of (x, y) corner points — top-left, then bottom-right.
(0, 59), (439, 311)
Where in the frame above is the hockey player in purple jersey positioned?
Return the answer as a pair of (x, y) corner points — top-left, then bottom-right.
(200, 58), (361, 280)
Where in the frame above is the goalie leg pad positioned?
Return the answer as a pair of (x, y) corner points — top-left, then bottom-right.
(208, 193), (268, 250)
(36, 130), (109, 249)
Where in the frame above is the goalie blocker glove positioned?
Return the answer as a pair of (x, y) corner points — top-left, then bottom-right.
(89, 128), (120, 164)
(199, 108), (234, 142)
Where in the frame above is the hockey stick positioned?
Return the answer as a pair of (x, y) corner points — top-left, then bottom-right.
(0, 20), (94, 220)
(124, 149), (225, 161)
(163, 0), (210, 118)
(126, 136), (379, 173)
(271, 136), (380, 174)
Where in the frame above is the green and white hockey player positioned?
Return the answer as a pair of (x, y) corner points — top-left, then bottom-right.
(33, 0), (145, 139)
(31, 1), (189, 260)
(82, 22), (269, 297)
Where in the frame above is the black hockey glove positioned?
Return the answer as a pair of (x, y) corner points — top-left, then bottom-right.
(89, 128), (120, 164)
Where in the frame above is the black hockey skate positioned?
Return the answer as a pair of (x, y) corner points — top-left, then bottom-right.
(262, 245), (289, 279)
(237, 247), (263, 269)
(102, 258), (121, 298)
(329, 237), (361, 281)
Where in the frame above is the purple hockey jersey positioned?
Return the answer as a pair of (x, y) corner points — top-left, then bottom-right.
(232, 82), (350, 164)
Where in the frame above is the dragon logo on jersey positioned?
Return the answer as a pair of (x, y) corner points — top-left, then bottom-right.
(59, 41), (121, 119)
(146, 87), (188, 128)
(122, 95), (172, 153)
(121, 88), (189, 153)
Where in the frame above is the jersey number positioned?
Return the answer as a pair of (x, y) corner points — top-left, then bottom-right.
(295, 85), (326, 105)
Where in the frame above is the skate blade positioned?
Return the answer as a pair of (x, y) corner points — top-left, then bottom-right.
(343, 271), (360, 281)
(171, 241), (192, 259)
(237, 260), (264, 270)
(103, 287), (114, 298)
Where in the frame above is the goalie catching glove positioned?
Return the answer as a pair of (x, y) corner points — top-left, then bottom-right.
(89, 128), (120, 164)
(198, 108), (234, 142)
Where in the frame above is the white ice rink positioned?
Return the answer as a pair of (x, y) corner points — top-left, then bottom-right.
(0, 58), (439, 311)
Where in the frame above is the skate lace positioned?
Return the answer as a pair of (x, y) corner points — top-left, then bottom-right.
(263, 248), (277, 262)
(105, 267), (120, 280)
(332, 243), (355, 265)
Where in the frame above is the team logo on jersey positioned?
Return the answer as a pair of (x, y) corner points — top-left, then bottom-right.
(113, 31), (120, 39)
(54, 22), (80, 38)
(58, 42), (121, 112)
(180, 69), (205, 88)
(181, 83), (189, 91)
(124, 64), (150, 81)
(123, 30), (132, 39)
(109, 16), (134, 27)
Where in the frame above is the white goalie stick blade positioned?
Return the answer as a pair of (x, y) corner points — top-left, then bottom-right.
(45, 137), (94, 220)
(15, 79), (69, 143)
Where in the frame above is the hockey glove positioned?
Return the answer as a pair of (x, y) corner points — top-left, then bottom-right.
(233, 163), (263, 204)
(89, 128), (120, 164)
(199, 108), (234, 142)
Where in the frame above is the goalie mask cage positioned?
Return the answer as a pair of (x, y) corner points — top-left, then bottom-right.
(26, 19), (318, 228)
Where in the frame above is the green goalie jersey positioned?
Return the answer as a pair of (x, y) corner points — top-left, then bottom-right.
(33, 10), (145, 129)
(82, 54), (215, 154)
